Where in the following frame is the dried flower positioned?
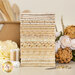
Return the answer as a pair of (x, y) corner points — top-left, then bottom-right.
(55, 41), (61, 52)
(0, 40), (18, 60)
(70, 39), (75, 50)
(56, 32), (61, 38)
(60, 35), (71, 48)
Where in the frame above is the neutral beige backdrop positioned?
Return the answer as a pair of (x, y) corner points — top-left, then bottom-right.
(9, 0), (75, 31)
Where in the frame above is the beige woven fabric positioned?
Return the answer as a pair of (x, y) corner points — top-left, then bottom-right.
(20, 14), (55, 67)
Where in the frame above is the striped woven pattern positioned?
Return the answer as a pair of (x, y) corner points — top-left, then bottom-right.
(20, 14), (55, 67)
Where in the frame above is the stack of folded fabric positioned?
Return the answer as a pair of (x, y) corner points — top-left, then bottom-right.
(20, 14), (55, 67)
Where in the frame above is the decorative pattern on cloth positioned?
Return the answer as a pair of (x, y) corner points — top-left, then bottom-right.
(20, 14), (55, 67)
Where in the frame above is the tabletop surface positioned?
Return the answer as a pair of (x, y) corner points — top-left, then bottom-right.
(0, 61), (75, 75)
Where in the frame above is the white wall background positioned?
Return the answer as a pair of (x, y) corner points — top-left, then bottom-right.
(9, 0), (75, 31)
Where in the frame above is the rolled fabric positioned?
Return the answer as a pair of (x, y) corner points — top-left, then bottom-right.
(10, 49), (20, 61)
(16, 49), (20, 61)
(10, 50), (16, 61)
